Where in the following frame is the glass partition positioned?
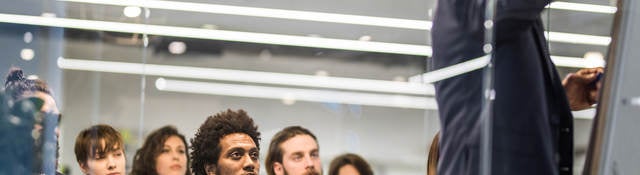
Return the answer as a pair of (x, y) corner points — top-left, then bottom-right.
(0, 0), (619, 175)
(1, 0), (435, 175)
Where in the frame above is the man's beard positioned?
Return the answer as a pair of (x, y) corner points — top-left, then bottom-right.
(214, 164), (257, 175)
(282, 167), (321, 175)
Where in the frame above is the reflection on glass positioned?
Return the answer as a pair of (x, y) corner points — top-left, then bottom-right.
(0, 0), (616, 175)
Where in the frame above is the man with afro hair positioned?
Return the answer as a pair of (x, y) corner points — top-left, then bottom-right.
(191, 109), (261, 175)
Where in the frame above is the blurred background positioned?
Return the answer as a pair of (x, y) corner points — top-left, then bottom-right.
(0, 0), (615, 174)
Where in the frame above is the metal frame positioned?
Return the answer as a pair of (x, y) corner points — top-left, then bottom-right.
(584, 0), (640, 174)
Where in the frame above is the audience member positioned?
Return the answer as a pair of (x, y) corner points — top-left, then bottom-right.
(265, 126), (321, 175)
(190, 109), (261, 175)
(3, 67), (62, 175)
(132, 125), (191, 175)
(328, 153), (373, 175)
(74, 124), (126, 175)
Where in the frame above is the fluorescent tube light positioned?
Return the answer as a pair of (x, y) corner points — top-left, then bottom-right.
(409, 55), (596, 83)
(0, 13), (611, 54)
(414, 55), (490, 84)
(551, 56), (604, 68)
(572, 108), (595, 120)
(548, 1), (617, 14)
(155, 78), (437, 110)
(57, 57), (434, 96)
(59, 0), (616, 31)
(59, 0), (432, 30)
(0, 13), (432, 56)
(546, 31), (611, 46)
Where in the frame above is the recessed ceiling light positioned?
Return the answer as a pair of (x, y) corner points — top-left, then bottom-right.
(40, 13), (56, 17)
(583, 51), (605, 68)
(155, 78), (167, 90)
(20, 48), (35, 61)
(27, 75), (39, 80)
(307, 34), (322, 38)
(315, 70), (329, 77)
(168, 41), (187, 54)
(281, 93), (296, 105)
(358, 35), (372, 41)
(123, 6), (142, 18)
(201, 24), (218, 30)
(393, 76), (406, 82)
(23, 32), (33, 43)
(259, 49), (272, 61)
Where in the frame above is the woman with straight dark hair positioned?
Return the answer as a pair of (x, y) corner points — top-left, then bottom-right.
(329, 153), (373, 175)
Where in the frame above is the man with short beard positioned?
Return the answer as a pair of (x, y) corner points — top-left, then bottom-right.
(265, 126), (322, 175)
(191, 109), (261, 175)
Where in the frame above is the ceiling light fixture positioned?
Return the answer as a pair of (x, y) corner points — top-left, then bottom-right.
(583, 51), (606, 68)
(167, 41), (187, 54)
(59, 0), (432, 30)
(155, 78), (437, 109)
(59, 0), (617, 32)
(20, 48), (35, 61)
(0, 13), (613, 57)
(408, 55), (597, 83)
(57, 57), (434, 95)
(546, 31), (611, 46)
(23, 32), (33, 43)
(358, 35), (372, 41)
(26, 75), (39, 80)
(123, 6), (142, 18)
(551, 56), (597, 68)
(548, 1), (617, 14)
(0, 13), (431, 56)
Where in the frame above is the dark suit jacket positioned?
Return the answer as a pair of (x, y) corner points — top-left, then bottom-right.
(432, 0), (573, 175)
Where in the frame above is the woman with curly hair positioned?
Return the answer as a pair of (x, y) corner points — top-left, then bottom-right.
(132, 125), (191, 175)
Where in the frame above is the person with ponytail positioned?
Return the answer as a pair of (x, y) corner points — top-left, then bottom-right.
(3, 67), (63, 175)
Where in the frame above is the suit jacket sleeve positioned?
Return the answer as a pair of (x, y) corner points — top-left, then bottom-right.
(497, 0), (551, 21)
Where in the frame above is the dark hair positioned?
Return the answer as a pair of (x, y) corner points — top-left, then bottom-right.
(74, 124), (124, 165)
(265, 126), (318, 175)
(4, 67), (52, 101)
(132, 125), (192, 175)
(32, 79), (51, 95)
(5, 67), (34, 101)
(190, 109), (261, 175)
(427, 131), (440, 175)
(328, 153), (373, 175)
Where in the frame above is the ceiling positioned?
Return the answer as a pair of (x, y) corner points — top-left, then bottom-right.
(54, 0), (615, 58)
(0, 0), (614, 75)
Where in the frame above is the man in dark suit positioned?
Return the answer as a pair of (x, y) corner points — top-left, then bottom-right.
(431, 0), (603, 175)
